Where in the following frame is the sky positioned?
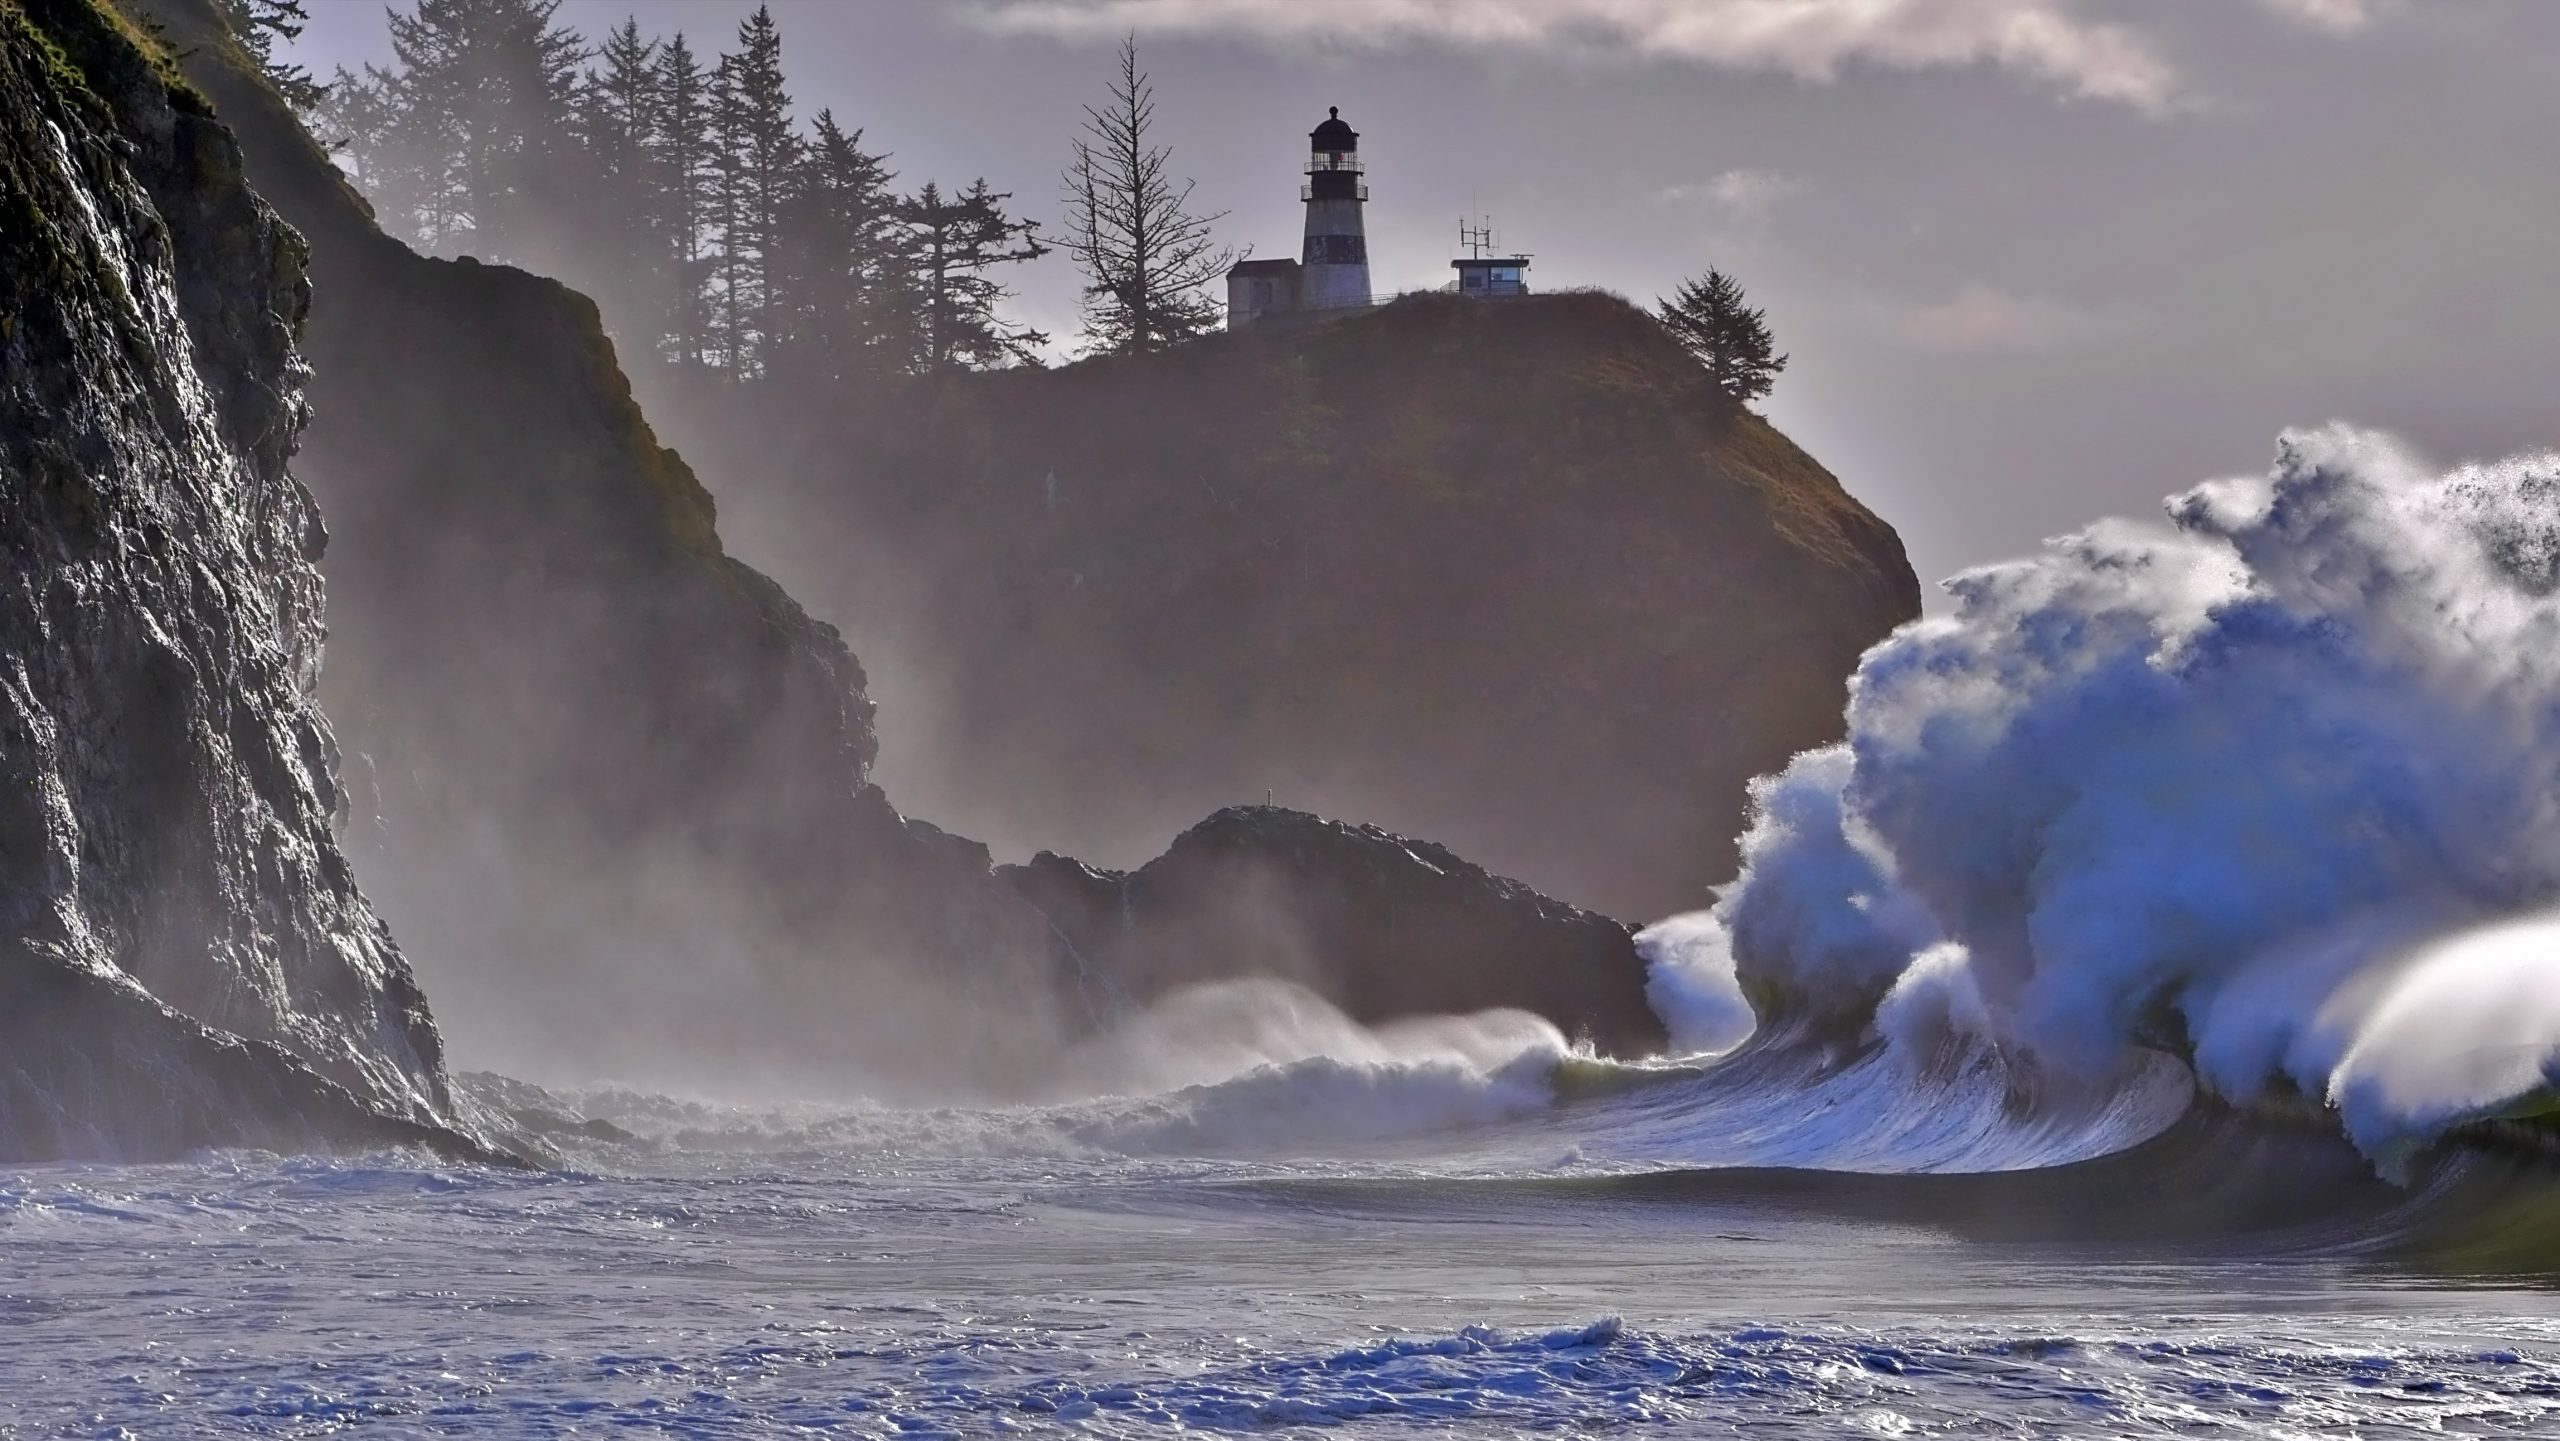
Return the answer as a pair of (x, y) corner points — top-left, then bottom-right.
(280, 0), (2560, 598)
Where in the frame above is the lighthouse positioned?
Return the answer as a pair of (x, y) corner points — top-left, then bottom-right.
(1300, 106), (1370, 308)
(1224, 106), (1380, 327)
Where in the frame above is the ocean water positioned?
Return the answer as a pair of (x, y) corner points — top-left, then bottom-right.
(9, 1034), (2560, 1440)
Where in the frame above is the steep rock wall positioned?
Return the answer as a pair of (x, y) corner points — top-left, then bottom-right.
(0, 0), (458, 1155)
(132, 0), (1065, 1098)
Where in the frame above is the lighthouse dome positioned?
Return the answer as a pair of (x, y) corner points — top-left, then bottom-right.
(1310, 106), (1358, 150)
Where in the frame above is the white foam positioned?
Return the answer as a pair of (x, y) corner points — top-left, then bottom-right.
(1654, 428), (2560, 1164)
(536, 980), (1578, 1160)
(1047, 977), (1569, 1099)
(2330, 912), (2560, 1170)
(1635, 912), (1755, 1056)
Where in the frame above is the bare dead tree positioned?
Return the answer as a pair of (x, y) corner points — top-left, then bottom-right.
(1058, 35), (1237, 356)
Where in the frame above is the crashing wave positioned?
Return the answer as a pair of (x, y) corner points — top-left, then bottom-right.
(479, 980), (1615, 1161)
(1649, 428), (2560, 1173)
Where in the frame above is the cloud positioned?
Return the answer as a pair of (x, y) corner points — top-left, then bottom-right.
(1658, 168), (1811, 220)
(1884, 282), (2157, 354)
(2254, 0), (2373, 34)
(963, 0), (2183, 112)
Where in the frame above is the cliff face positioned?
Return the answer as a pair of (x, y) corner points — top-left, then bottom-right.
(640, 293), (1922, 922)
(131, 0), (1068, 1097)
(0, 0), (458, 1154)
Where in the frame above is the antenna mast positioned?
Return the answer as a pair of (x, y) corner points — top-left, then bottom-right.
(1458, 216), (1498, 259)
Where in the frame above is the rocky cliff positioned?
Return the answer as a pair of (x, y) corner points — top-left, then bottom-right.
(1007, 807), (1665, 1056)
(639, 293), (1921, 922)
(0, 0), (469, 1157)
(129, 0), (1072, 1098)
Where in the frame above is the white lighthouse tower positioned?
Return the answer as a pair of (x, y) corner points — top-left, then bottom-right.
(1300, 106), (1370, 309)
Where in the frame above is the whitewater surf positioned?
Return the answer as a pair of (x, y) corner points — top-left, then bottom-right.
(9, 1033), (2560, 1438)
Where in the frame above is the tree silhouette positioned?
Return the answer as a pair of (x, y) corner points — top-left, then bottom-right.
(305, 64), (415, 212)
(379, 0), (585, 257)
(1659, 267), (1787, 406)
(568, 20), (664, 352)
(299, 0), (1050, 385)
(1058, 36), (1234, 356)
(218, 0), (325, 111)
(654, 32), (717, 369)
(708, 5), (801, 375)
(900, 180), (1050, 372)
(770, 110), (905, 383)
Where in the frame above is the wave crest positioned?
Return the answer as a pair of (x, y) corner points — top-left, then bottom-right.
(1662, 429), (2560, 1168)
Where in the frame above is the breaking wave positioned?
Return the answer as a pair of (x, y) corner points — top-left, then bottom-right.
(1647, 427), (2560, 1179)
(485, 980), (1616, 1163)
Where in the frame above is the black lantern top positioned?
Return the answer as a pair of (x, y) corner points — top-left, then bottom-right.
(1309, 106), (1357, 152)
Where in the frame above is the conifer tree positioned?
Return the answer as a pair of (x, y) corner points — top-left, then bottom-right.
(219, 0), (325, 111)
(770, 110), (904, 383)
(899, 180), (1050, 372)
(1058, 36), (1234, 356)
(569, 20), (665, 346)
(705, 54), (748, 374)
(307, 64), (435, 245)
(1658, 267), (1788, 406)
(707, 5), (801, 376)
(382, 0), (586, 259)
(294, 0), (1059, 386)
(478, 0), (588, 261)
(578, 20), (659, 207)
(654, 32), (717, 369)
(374, 7), (469, 248)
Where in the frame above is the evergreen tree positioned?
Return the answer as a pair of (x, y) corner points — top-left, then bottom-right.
(219, 0), (325, 111)
(654, 32), (717, 369)
(577, 20), (659, 208)
(898, 180), (1049, 372)
(1058, 36), (1234, 356)
(478, 0), (588, 262)
(707, 5), (801, 376)
(293, 0), (1055, 386)
(569, 20), (665, 346)
(1658, 268), (1788, 406)
(306, 64), (435, 246)
(770, 110), (904, 383)
(705, 54), (749, 374)
(380, 0), (478, 248)
(382, 0), (585, 259)
(364, 11), (468, 249)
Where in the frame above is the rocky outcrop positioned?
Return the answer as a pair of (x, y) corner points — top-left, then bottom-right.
(637, 291), (1921, 922)
(0, 943), (501, 1163)
(131, 0), (1064, 1097)
(0, 0), (477, 1157)
(1006, 807), (1666, 1056)
(0, 0), (527, 1159)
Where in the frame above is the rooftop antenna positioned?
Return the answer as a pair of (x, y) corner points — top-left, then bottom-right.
(1459, 216), (1498, 259)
